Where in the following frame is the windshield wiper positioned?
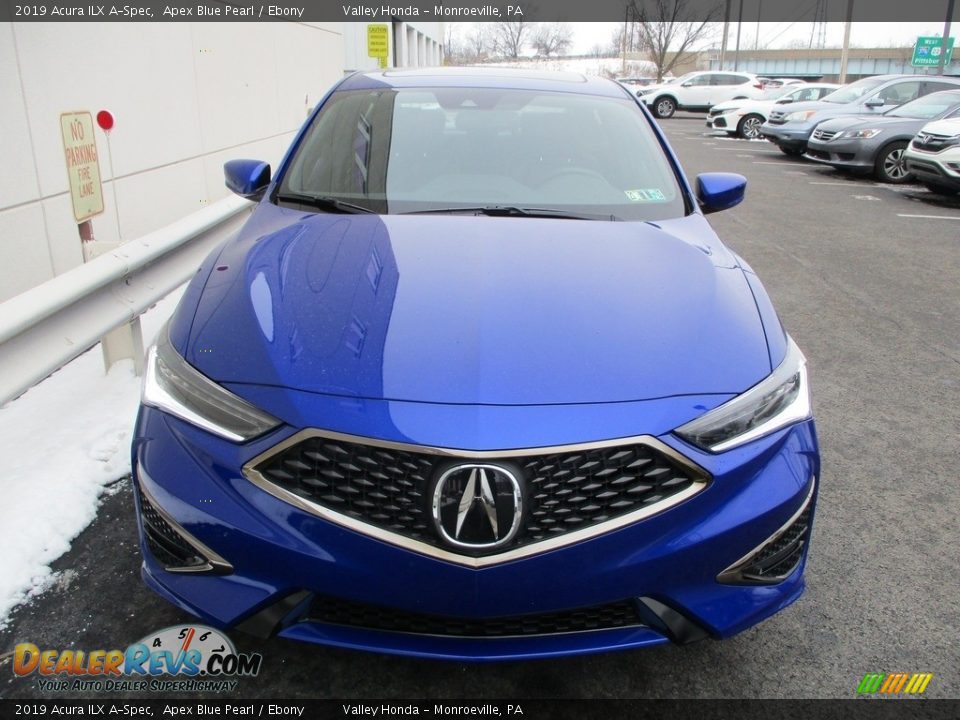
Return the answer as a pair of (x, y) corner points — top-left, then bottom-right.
(404, 206), (619, 221)
(275, 192), (376, 214)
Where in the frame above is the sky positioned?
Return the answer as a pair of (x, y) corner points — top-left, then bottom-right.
(453, 22), (955, 56)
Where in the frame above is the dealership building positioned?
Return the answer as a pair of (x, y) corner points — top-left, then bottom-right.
(0, 21), (444, 303)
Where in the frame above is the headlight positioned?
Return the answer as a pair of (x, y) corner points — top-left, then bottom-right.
(675, 338), (811, 452)
(783, 110), (818, 122)
(142, 323), (281, 442)
(838, 128), (882, 139)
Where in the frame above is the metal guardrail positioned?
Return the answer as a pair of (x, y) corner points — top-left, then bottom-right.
(0, 195), (253, 407)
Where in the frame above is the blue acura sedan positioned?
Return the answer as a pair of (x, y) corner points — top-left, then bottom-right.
(133, 68), (819, 660)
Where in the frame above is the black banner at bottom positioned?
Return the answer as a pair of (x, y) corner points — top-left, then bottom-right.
(1, 699), (959, 720)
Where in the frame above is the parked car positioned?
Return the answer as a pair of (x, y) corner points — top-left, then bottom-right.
(760, 75), (960, 155)
(134, 67), (819, 660)
(804, 90), (960, 183)
(903, 116), (960, 194)
(759, 78), (808, 90)
(708, 83), (841, 139)
(637, 70), (765, 118)
(617, 76), (657, 88)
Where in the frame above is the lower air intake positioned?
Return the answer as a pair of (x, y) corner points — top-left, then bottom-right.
(305, 595), (645, 637)
(137, 485), (232, 575)
(717, 481), (815, 585)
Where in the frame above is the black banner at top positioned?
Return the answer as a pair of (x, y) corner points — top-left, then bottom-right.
(1, 0), (960, 23)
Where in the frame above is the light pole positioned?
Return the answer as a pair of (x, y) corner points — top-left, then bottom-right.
(936, 0), (956, 75)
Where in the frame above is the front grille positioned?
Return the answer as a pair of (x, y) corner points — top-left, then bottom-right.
(247, 433), (705, 557)
(912, 133), (960, 153)
(812, 128), (838, 141)
(305, 595), (645, 637)
(713, 117), (728, 128)
(139, 493), (208, 570)
(767, 111), (787, 125)
(805, 149), (830, 161)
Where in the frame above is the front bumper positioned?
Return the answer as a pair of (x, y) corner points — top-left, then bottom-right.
(706, 112), (741, 132)
(760, 122), (814, 151)
(132, 402), (819, 661)
(804, 137), (875, 172)
(905, 151), (960, 189)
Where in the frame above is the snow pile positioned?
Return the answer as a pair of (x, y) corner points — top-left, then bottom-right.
(0, 288), (184, 628)
(480, 56), (659, 79)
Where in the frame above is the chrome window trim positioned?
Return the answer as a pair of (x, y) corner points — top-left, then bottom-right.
(242, 429), (710, 569)
(137, 471), (234, 575)
(716, 476), (816, 585)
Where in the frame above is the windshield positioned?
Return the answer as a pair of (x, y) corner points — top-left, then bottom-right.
(278, 87), (686, 221)
(885, 91), (960, 119)
(822, 78), (887, 104)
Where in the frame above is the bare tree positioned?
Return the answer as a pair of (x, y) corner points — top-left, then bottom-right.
(531, 22), (574, 58)
(465, 24), (490, 62)
(443, 24), (464, 65)
(630, 0), (720, 81)
(490, 21), (533, 60)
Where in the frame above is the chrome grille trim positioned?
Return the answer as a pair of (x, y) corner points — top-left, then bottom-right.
(242, 430), (710, 569)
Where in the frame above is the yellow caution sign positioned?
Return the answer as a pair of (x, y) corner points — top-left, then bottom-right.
(368, 24), (389, 68)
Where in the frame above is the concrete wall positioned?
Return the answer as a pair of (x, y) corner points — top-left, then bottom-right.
(0, 22), (345, 303)
(344, 21), (444, 72)
(1, 21), (446, 305)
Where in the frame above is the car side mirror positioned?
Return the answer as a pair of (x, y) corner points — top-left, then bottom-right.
(224, 159), (271, 200)
(696, 173), (747, 214)
(864, 98), (886, 108)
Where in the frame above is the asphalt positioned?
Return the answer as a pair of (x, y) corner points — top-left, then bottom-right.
(2, 114), (958, 700)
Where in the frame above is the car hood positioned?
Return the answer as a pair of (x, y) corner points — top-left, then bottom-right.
(915, 118), (960, 135)
(814, 114), (930, 133)
(713, 99), (774, 113)
(177, 209), (771, 406)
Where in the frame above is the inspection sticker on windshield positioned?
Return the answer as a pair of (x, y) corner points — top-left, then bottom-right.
(625, 188), (666, 202)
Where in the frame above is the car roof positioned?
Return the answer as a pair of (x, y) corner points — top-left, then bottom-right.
(340, 66), (629, 98)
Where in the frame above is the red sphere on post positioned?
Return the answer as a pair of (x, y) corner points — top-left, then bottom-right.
(96, 110), (114, 131)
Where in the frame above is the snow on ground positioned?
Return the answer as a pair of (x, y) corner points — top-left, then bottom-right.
(0, 287), (185, 629)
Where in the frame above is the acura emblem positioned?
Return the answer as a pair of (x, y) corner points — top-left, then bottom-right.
(431, 464), (523, 551)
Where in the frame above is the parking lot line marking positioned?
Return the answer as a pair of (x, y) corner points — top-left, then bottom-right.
(712, 146), (780, 153)
(897, 213), (960, 220)
(784, 170), (814, 175)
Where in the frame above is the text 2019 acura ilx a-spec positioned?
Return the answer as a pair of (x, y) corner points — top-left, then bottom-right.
(133, 68), (819, 661)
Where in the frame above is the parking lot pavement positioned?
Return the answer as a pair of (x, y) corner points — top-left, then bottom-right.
(2, 115), (959, 701)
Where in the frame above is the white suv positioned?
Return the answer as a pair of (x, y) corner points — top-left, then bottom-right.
(903, 117), (960, 194)
(637, 71), (765, 119)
